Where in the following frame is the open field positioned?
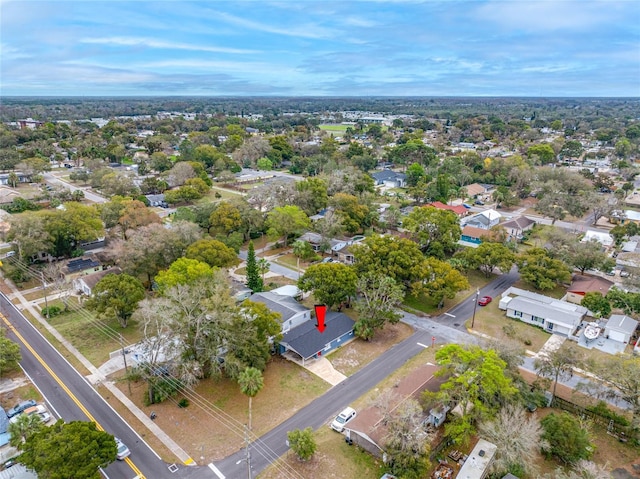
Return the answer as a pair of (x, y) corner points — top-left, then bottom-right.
(318, 124), (349, 133)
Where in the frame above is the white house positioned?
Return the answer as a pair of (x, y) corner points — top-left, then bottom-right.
(72, 268), (122, 296)
(581, 230), (614, 248)
(462, 209), (502, 230)
(500, 288), (588, 336)
(249, 291), (310, 333)
(604, 314), (638, 344)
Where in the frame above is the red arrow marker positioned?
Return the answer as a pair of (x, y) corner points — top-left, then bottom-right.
(314, 304), (327, 333)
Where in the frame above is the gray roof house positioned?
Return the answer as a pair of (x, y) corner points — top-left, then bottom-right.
(370, 170), (406, 188)
(250, 291), (310, 333)
(503, 296), (587, 336)
(72, 267), (122, 296)
(604, 314), (638, 344)
(501, 216), (536, 240)
(462, 209), (502, 230)
(280, 311), (355, 364)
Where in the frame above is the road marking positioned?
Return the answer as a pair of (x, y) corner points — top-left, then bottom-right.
(417, 342), (429, 348)
(209, 463), (226, 479)
(444, 313), (455, 318)
(0, 313), (146, 479)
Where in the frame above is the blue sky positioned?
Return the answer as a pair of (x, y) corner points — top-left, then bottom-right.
(1, 0), (639, 97)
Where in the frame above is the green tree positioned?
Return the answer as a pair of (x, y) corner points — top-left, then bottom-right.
(456, 242), (516, 278)
(401, 206), (461, 257)
(287, 427), (317, 461)
(8, 411), (43, 447)
(256, 157), (273, 171)
(85, 273), (145, 327)
(516, 247), (572, 291)
(330, 193), (370, 235)
(580, 292), (611, 318)
(19, 420), (117, 479)
(424, 344), (518, 445)
(41, 203), (105, 258)
(245, 241), (263, 292)
(559, 140), (584, 159)
(185, 238), (240, 268)
(564, 239), (614, 275)
(0, 328), (21, 375)
(534, 345), (582, 401)
(351, 234), (427, 291)
(7, 212), (52, 261)
(238, 367), (264, 431)
(413, 257), (470, 308)
(210, 202), (242, 236)
(295, 177), (328, 215)
(240, 300), (283, 344)
(266, 205), (310, 247)
(354, 273), (404, 340)
(405, 162), (426, 187)
(155, 258), (215, 291)
(298, 263), (357, 310)
(527, 143), (556, 164)
(292, 240), (317, 262)
(257, 258), (271, 284)
(541, 413), (593, 464)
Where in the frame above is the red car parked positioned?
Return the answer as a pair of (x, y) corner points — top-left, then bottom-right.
(478, 296), (492, 306)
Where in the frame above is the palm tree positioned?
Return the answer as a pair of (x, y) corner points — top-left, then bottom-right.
(8, 413), (44, 447)
(257, 259), (270, 284)
(238, 367), (264, 431)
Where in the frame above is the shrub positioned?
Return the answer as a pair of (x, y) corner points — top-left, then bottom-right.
(523, 338), (532, 346)
(541, 412), (593, 464)
(178, 398), (189, 408)
(587, 401), (630, 426)
(502, 323), (516, 338)
(41, 306), (62, 318)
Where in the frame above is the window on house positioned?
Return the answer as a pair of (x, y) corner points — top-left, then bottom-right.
(531, 315), (545, 324)
(514, 310), (523, 318)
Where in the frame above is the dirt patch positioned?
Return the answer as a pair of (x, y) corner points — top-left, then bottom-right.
(329, 322), (414, 376)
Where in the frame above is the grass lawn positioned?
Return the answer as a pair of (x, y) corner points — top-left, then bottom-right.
(403, 270), (492, 315)
(466, 300), (551, 352)
(46, 301), (143, 366)
(271, 253), (314, 272)
(318, 124), (349, 133)
(113, 355), (330, 463)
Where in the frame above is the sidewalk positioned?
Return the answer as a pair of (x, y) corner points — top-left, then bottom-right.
(2, 276), (197, 466)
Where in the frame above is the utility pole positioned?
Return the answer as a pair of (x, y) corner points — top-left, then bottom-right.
(40, 272), (50, 319)
(120, 333), (131, 396)
(471, 288), (480, 329)
(245, 424), (252, 479)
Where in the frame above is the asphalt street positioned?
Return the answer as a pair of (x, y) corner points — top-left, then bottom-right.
(0, 293), (214, 479)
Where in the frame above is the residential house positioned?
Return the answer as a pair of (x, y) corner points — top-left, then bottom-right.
(462, 209), (502, 230)
(279, 311), (355, 365)
(145, 194), (167, 208)
(345, 364), (444, 458)
(456, 438), (497, 479)
(500, 288), (587, 336)
(609, 209), (640, 225)
(73, 267), (122, 296)
(0, 172), (29, 186)
(370, 170), (406, 188)
(581, 230), (614, 249)
(565, 275), (614, 304)
(464, 183), (494, 200)
(231, 281), (253, 302)
(460, 225), (489, 247)
(297, 231), (342, 253)
(501, 216), (536, 241)
(250, 291), (310, 333)
(604, 314), (638, 344)
(426, 201), (469, 218)
(64, 256), (102, 279)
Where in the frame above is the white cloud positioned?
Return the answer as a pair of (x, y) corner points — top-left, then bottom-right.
(79, 37), (259, 55)
(211, 10), (336, 39)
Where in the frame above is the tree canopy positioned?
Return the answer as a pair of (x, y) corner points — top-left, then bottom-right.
(86, 273), (145, 327)
(298, 263), (357, 310)
(18, 420), (117, 479)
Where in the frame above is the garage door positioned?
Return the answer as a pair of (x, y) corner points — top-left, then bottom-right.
(608, 330), (626, 342)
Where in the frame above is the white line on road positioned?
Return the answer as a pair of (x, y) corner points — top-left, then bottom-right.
(444, 313), (455, 318)
(208, 463), (226, 479)
(417, 342), (429, 348)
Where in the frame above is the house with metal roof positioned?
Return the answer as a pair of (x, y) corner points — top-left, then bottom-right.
(604, 314), (638, 344)
(461, 209), (501, 230)
(279, 311), (355, 364)
(503, 295), (587, 336)
(249, 291), (310, 333)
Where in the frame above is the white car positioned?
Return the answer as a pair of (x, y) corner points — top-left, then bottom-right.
(331, 407), (357, 432)
(115, 438), (131, 461)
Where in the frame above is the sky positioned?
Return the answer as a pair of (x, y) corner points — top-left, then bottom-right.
(1, 0), (639, 97)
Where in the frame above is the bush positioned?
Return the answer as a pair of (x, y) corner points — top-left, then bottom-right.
(587, 401), (630, 426)
(143, 377), (183, 405)
(178, 398), (189, 408)
(502, 323), (516, 338)
(41, 306), (62, 318)
(541, 412), (593, 464)
(523, 338), (532, 346)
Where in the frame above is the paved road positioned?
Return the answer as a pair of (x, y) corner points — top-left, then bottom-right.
(44, 171), (108, 204)
(0, 293), (214, 479)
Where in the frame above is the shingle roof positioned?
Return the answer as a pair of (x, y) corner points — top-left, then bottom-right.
(567, 275), (614, 295)
(462, 225), (488, 239)
(250, 291), (307, 322)
(501, 216), (536, 230)
(426, 202), (468, 216)
(281, 311), (355, 359)
(81, 268), (122, 291)
(371, 170), (406, 181)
